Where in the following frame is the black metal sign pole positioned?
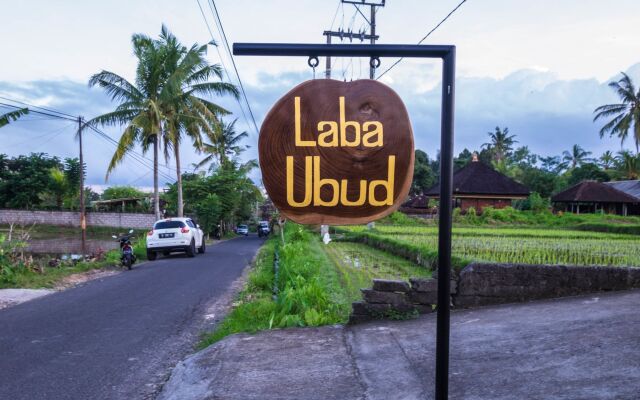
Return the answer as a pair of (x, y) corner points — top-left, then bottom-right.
(233, 43), (455, 399)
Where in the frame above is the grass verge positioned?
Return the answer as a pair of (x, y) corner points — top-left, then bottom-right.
(199, 223), (352, 348)
(0, 237), (147, 289)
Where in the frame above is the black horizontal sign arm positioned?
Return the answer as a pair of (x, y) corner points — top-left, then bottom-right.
(233, 43), (454, 59)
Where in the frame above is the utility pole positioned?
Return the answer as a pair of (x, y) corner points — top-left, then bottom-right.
(322, 29), (379, 79)
(329, 0), (385, 79)
(78, 116), (86, 256)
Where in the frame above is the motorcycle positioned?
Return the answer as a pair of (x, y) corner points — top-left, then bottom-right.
(112, 229), (136, 270)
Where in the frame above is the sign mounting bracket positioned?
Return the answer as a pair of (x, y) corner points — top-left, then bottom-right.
(233, 42), (455, 400)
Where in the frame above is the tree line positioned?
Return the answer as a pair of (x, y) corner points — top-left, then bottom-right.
(412, 71), (640, 201)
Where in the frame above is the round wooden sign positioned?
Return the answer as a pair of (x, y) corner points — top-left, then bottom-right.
(259, 79), (414, 225)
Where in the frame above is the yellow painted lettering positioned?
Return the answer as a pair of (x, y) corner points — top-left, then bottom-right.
(317, 121), (338, 147)
(339, 96), (360, 147)
(368, 156), (395, 206)
(362, 121), (383, 147)
(286, 156), (312, 207)
(295, 97), (315, 147)
(313, 156), (339, 206)
(340, 179), (367, 206)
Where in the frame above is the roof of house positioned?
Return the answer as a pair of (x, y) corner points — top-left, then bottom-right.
(425, 160), (530, 197)
(604, 180), (640, 200)
(551, 181), (639, 203)
(401, 194), (430, 209)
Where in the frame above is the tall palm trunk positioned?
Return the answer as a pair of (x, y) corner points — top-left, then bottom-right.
(175, 139), (184, 217)
(153, 136), (161, 220)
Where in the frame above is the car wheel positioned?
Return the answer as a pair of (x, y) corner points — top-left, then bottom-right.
(147, 250), (157, 261)
(198, 238), (206, 254)
(186, 239), (196, 258)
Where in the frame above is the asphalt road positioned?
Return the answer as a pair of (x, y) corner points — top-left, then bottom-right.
(0, 235), (264, 400)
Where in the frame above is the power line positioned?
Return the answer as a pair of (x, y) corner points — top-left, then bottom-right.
(195, 0), (254, 141)
(0, 102), (77, 122)
(3, 120), (76, 150)
(207, 0), (260, 136)
(0, 95), (77, 120)
(85, 123), (176, 181)
(376, 0), (468, 80)
(1, 96), (178, 184)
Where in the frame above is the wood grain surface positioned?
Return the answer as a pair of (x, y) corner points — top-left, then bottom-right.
(259, 79), (414, 225)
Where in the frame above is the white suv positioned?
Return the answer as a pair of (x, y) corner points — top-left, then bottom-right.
(146, 218), (205, 260)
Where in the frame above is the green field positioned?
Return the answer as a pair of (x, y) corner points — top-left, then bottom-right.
(343, 225), (640, 267)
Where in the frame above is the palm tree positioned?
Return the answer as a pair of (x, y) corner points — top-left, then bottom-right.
(195, 119), (248, 171)
(599, 150), (616, 170)
(482, 127), (517, 163)
(88, 33), (166, 219)
(561, 144), (592, 170)
(89, 26), (238, 219)
(0, 108), (28, 128)
(594, 72), (640, 152)
(155, 27), (238, 217)
(616, 150), (640, 180)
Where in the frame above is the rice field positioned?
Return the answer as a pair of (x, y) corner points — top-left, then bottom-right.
(324, 241), (430, 302)
(342, 225), (640, 267)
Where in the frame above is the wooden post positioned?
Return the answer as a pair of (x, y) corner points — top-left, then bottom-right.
(78, 116), (86, 256)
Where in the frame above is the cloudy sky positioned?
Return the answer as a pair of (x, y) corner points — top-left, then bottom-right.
(1, 0), (639, 190)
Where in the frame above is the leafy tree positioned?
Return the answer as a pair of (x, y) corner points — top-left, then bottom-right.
(599, 150), (616, 170)
(511, 146), (538, 167)
(102, 186), (147, 200)
(539, 155), (562, 173)
(593, 72), (640, 152)
(164, 161), (261, 235)
(48, 168), (69, 209)
(567, 163), (610, 186)
(454, 148), (473, 170)
(615, 150), (640, 180)
(0, 153), (61, 209)
(561, 144), (592, 170)
(411, 150), (436, 194)
(519, 167), (558, 198)
(482, 127), (517, 163)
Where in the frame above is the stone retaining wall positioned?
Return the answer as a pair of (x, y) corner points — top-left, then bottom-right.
(0, 209), (156, 229)
(454, 263), (640, 308)
(350, 263), (640, 323)
(349, 278), (456, 324)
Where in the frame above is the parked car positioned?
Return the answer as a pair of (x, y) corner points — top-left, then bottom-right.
(258, 221), (270, 237)
(146, 218), (205, 260)
(236, 224), (249, 236)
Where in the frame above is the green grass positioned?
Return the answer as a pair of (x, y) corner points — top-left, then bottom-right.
(341, 223), (640, 267)
(0, 250), (122, 289)
(0, 236), (146, 289)
(199, 223), (353, 347)
(324, 241), (429, 303)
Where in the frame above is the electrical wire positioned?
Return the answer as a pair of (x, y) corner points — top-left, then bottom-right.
(0, 95), (77, 119)
(195, 0), (256, 139)
(208, 0), (260, 136)
(0, 102), (77, 122)
(376, 0), (468, 80)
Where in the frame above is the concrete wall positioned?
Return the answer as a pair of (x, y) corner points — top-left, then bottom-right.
(0, 209), (156, 229)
